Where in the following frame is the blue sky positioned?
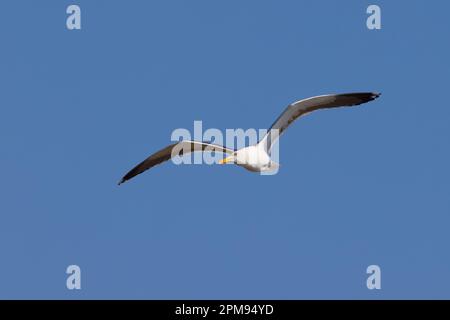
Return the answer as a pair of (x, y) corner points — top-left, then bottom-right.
(0, 0), (449, 299)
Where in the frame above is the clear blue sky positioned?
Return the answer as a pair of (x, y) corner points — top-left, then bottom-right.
(1, 0), (449, 299)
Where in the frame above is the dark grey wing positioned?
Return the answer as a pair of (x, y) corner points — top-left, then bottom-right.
(118, 140), (234, 185)
(259, 92), (380, 151)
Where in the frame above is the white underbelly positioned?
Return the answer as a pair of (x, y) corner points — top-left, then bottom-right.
(240, 163), (265, 172)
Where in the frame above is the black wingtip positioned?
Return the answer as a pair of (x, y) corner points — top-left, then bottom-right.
(118, 178), (125, 186)
(361, 92), (381, 104)
(369, 92), (381, 101)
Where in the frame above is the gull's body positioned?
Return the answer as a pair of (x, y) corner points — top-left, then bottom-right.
(119, 92), (380, 184)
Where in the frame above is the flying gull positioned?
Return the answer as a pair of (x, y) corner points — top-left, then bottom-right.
(118, 92), (380, 184)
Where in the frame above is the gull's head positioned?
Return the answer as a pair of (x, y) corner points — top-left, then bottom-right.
(219, 147), (274, 172)
(219, 149), (251, 165)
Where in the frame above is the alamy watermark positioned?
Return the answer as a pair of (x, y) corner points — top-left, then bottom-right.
(366, 265), (381, 290)
(66, 265), (81, 290)
(66, 5), (81, 30)
(367, 5), (381, 30)
(169, 121), (280, 175)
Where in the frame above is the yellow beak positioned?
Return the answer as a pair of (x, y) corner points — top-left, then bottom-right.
(219, 156), (234, 164)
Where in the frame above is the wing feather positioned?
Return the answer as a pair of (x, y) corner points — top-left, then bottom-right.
(118, 141), (234, 184)
(259, 92), (380, 151)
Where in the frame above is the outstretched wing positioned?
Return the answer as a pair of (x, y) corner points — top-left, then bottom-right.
(259, 92), (380, 152)
(118, 140), (234, 184)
